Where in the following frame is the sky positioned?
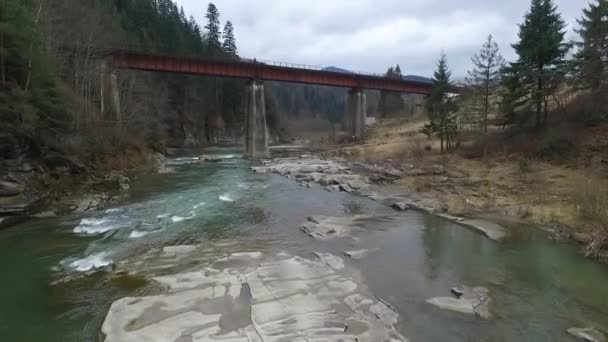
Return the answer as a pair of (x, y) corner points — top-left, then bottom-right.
(174, 0), (589, 78)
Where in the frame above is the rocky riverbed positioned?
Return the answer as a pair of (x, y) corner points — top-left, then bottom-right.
(252, 153), (509, 242)
(103, 245), (408, 342)
(0, 151), (172, 230)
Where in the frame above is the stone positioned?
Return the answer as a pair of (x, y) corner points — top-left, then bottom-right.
(0, 180), (24, 197)
(72, 193), (108, 213)
(426, 286), (491, 319)
(42, 151), (87, 174)
(102, 253), (408, 342)
(106, 171), (131, 191)
(339, 183), (354, 193)
(301, 215), (371, 240)
(567, 328), (606, 342)
(250, 166), (268, 173)
(343, 249), (375, 260)
(391, 202), (410, 211)
(383, 166), (403, 178)
(201, 157), (223, 163)
(313, 251), (345, 270)
(450, 287), (465, 298)
(325, 185), (341, 192)
(0, 215), (27, 229)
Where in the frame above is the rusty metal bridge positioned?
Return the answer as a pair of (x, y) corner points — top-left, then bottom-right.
(99, 49), (434, 158)
(109, 51), (433, 95)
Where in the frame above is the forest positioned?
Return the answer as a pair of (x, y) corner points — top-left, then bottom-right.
(0, 0), (347, 165)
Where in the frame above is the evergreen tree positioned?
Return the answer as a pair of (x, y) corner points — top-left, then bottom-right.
(0, 0), (64, 141)
(205, 2), (221, 56)
(379, 65), (405, 117)
(510, 0), (570, 128)
(422, 52), (458, 153)
(466, 34), (505, 135)
(574, 0), (608, 121)
(222, 21), (237, 57)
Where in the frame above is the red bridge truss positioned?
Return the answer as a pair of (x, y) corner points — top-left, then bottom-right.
(109, 51), (433, 94)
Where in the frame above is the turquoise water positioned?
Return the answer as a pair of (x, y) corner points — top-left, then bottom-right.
(0, 148), (607, 341)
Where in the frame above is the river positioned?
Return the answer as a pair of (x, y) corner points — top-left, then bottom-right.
(1, 148), (607, 341)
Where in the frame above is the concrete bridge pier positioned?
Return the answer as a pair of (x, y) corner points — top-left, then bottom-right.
(100, 61), (122, 127)
(244, 80), (269, 159)
(346, 88), (367, 139)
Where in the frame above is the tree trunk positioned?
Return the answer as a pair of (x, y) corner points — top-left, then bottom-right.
(25, 0), (46, 91)
(535, 65), (543, 129)
(484, 70), (490, 136)
(543, 97), (549, 127)
(0, 30), (5, 85)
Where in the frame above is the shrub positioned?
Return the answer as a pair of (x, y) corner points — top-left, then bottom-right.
(538, 129), (575, 159)
(575, 176), (608, 258)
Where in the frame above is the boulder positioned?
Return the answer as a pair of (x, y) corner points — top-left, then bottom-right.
(392, 202), (410, 211)
(339, 183), (354, 193)
(344, 249), (375, 260)
(0, 180), (24, 197)
(426, 286), (491, 319)
(42, 151), (87, 174)
(301, 215), (370, 240)
(383, 166), (403, 178)
(106, 172), (131, 191)
(567, 328), (606, 342)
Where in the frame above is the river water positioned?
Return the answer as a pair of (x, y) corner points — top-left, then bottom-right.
(1, 148), (607, 341)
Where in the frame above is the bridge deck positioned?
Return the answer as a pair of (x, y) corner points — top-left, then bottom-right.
(110, 52), (433, 94)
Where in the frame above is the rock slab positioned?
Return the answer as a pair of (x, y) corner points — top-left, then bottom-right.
(426, 285), (492, 319)
(567, 328), (606, 342)
(102, 253), (408, 341)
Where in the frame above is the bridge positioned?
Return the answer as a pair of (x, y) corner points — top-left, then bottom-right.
(101, 51), (434, 158)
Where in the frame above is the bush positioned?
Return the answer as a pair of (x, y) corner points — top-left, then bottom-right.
(538, 129), (575, 159)
(575, 176), (608, 258)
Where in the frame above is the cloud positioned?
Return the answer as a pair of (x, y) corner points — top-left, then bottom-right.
(174, 0), (585, 77)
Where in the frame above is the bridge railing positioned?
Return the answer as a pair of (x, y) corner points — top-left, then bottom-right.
(239, 57), (385, 78)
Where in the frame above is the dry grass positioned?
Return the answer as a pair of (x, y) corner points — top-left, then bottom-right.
(575, 175), (608, 258)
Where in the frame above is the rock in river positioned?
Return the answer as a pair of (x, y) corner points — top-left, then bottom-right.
(426, 285), (492, 319)
(567, 327), (606, 342)
(102, 252), (409, 341)
(344, 249), (375, 260)
(301, 215), (373, 240)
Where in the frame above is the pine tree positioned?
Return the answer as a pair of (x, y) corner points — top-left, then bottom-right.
(574, 0), (608, 121)
(422, 52), (458, 153)
(379, 65), (405, 117)
(222, 21), (237, 57)
(466, 34), (505, 135)
(510, 0), (570, 129)
(205, 3), (221, 56)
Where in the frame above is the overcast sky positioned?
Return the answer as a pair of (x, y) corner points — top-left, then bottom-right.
(174, 0), (588, 78)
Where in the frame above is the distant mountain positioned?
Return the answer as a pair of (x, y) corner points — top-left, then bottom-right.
(322, 66), (353, 74)
(403, 75), (433, 85)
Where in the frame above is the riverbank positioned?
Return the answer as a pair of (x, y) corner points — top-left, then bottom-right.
(2, 147), (608, 341)
(308, 117), (608, 262)
(0, 148), (170, 230)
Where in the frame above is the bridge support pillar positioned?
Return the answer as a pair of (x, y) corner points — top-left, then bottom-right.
(346, 88), (367, 139)
(100, 61), (122, 127)
(244, 80), (269, 159)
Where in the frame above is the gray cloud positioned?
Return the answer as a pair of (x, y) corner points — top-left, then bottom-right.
(174, 0), (587, 77)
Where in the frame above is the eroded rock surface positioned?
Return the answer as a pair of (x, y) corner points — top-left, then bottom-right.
(252, 156), (370, 193)
(102, 252), (408, 342)
(301, 215), (374, 240)
(426, 285), (492, 319)
(567, 327), (606, 342)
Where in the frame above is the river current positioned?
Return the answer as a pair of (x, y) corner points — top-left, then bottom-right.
(1, 148), (607, 341)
